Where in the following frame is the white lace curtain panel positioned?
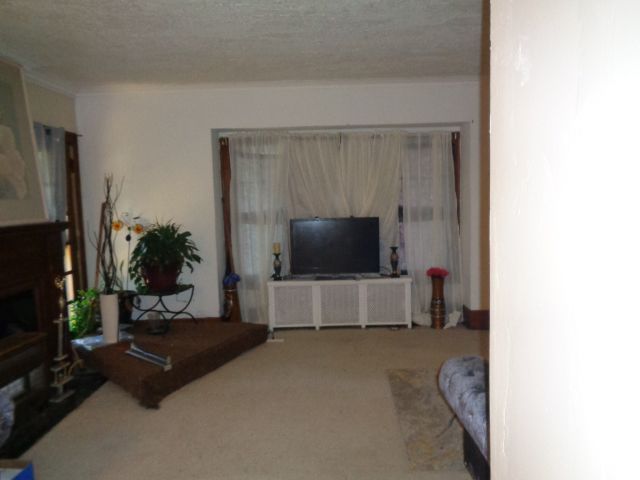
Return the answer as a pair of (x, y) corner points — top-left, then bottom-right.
(401, 133), (463, 327)
(230, 134), (289, 324)
(228, 131), (462, 326)
(33, 123), (66, 221)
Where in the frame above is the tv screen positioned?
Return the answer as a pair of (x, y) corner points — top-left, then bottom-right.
(290, 217), (379, 275)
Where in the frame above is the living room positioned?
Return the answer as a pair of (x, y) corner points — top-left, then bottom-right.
(75, 79), (490, 323)
(2, 1), (638, 479)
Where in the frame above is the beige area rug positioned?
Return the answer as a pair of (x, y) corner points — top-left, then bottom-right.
(388, 368), (466, 472)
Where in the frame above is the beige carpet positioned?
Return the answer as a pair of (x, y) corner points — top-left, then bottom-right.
(24, 326), (487, 480)
(388, 369), (465, 471)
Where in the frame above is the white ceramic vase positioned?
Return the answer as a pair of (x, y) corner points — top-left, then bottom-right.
(100, 293), (119, 343)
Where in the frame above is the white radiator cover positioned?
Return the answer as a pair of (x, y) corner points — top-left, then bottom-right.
(268, 277), (412, 330)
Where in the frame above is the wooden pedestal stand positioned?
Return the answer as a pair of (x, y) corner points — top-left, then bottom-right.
(223, 287), (241, 323)
(430, 276), (446, 329)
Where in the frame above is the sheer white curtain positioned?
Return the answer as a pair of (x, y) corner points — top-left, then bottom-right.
(287, 134), (342, 217)
(229, 134), (289, 324)
(402, 132), (463, 327)
(228, 130), (462, 326)
(338, 133), (403, 268)
(287, 133), (402, 268)
(33, 123), (66, 221)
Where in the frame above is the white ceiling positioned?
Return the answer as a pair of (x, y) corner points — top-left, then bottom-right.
(0, 0), (483, 93)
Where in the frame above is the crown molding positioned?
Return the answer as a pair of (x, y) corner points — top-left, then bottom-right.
(23, 72), (77, 98)
(75, 74), (481, 96)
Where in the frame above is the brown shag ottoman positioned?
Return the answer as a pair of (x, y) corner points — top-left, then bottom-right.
(84, 319), (268, 408)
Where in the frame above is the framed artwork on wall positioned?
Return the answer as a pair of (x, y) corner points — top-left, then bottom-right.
(0, 58), (45, 225)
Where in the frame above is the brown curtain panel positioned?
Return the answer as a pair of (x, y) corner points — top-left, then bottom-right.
(219, 137), (241, 322)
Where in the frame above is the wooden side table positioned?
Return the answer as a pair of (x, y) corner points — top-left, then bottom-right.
(430, 276), (446, 329)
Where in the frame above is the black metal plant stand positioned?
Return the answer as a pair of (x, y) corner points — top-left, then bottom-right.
(132, 284), (196, 335)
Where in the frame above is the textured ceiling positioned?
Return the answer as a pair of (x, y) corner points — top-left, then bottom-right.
(0, 0), (483, 92)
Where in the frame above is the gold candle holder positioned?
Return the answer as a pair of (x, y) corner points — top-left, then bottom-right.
(50, 276), (75, 403)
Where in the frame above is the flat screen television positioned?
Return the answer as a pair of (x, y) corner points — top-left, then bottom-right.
(289, 217), (379, 275)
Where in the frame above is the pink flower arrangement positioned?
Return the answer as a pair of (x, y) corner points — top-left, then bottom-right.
(426, 267), (449, 277)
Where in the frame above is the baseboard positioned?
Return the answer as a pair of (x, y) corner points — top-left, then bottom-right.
(463, 306), (490, 330)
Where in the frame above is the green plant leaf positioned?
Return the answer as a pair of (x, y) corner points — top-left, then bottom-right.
(128, 220), (202, 290)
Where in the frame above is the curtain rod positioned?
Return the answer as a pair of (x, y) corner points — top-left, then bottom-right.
(218, 125), (461, 137)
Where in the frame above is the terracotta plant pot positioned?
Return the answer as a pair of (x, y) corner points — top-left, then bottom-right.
(143, 266), (180, 292)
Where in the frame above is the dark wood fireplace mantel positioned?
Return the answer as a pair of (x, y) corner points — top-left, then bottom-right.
(0, 221), (68, 369)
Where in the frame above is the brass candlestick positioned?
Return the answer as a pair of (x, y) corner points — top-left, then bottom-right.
(50, 276), (75, 403)
(272, 253), (282, 281)
(390, 246), (400, 277)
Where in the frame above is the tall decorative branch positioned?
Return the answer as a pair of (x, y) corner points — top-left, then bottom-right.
(97, 175), (122, 294)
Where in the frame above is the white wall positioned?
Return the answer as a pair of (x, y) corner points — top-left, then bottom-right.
(76, 79), (484, 316)
(491, 0), (639, 477)
(26, 80), (76, 132)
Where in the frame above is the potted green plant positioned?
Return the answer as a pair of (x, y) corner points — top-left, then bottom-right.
(129, 221), (202, 292)
(69, 288), (99, 338)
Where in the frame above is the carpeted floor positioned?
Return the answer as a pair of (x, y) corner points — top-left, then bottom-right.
(23, 326), (487, 480)
(0, 370), (105, 458)
(388, 369), (465, 471)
